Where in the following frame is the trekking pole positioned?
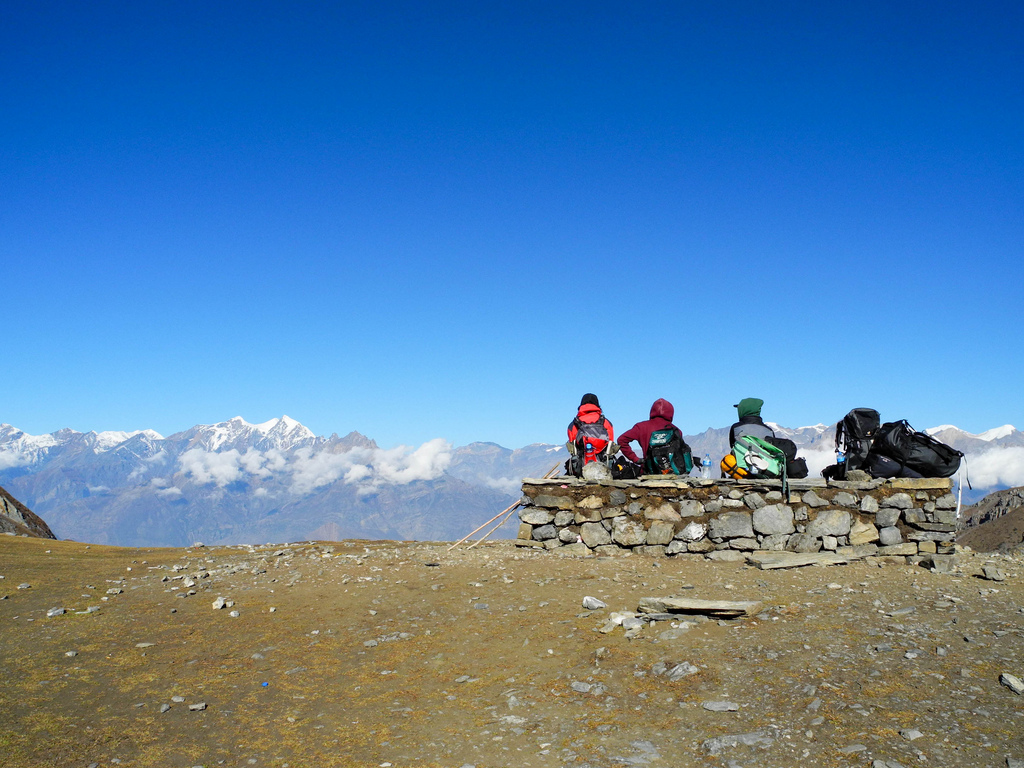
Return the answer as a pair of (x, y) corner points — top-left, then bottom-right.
(447, 501), (522, 551)
(448, 462), (562, 551)
(956, 465), (963, 525)
(467, 506), (519, 548)
(467, 462), (563, 549)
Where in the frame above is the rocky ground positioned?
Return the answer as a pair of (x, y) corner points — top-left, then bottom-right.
(1, 534), (1023, 768)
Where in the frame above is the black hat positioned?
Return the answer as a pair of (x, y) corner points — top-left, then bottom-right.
(580, 393), (600, 407)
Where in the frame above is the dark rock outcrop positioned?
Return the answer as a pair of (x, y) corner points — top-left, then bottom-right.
(0, 485), (57, 539)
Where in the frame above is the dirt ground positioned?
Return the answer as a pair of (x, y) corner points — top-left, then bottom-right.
(1, 535), (1023, 768)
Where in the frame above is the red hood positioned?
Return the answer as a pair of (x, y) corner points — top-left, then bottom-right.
(576, 403), (604, 422)
(649, 398), (674, 421)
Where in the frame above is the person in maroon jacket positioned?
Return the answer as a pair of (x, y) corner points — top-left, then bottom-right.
(618, 398), (688, 471)
(566, 393), (615, 475)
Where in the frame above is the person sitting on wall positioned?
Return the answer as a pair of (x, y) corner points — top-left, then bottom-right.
(618, 398), (695, 475)
(729, 397), (776, 447)
(566, 393), (615, 477)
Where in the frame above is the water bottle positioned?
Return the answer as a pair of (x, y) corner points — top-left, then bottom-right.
(702, 453), (712, 479)
(836, 449), (846, 466)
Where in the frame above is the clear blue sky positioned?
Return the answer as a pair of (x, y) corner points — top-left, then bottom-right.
(3, 1), (1022, 448)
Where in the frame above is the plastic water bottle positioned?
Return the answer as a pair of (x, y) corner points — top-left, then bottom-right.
(836, 449), (846, 466)
(702, 453), (712, 479)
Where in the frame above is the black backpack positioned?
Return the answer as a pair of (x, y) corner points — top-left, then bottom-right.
(645, 428), (693, 475)
(766, 436), (808, 479)
(611, 455), (642, 479)
(869, 420), (963, 478)
(862, 452), (923, 479)
(835, 408), (881, 472)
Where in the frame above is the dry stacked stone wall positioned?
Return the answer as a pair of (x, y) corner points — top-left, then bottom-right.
(516, 476), (958, 568)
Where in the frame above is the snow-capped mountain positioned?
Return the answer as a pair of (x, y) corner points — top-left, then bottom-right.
(1, 416), (1020, 547)
(173, 416), (318, 453)
(0, 417), (512, 547)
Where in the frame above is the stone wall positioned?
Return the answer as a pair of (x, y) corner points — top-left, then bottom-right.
(516, 476), (958, 569)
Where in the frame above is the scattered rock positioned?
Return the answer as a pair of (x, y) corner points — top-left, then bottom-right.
(46, 607), (65, 617)
(188, 702), (207, 711)
(983, 566), (1007, 582)
(582, 596), (607, 610)
(1000, 673), (1024, 695)
(702, 701), (739, 711)
(702, 731), (774, 755)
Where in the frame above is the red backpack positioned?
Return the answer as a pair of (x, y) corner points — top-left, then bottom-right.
(571, 414), (611, 466)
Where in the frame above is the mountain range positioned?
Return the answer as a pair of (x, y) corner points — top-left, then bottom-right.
(1, 416), (1020, 547)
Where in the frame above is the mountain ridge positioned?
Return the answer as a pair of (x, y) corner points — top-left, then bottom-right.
(1, 416), (1021, 547)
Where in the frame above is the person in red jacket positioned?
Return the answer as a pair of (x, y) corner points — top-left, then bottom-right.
(566, 393), (614, 476)
(618, 398), (692, 473)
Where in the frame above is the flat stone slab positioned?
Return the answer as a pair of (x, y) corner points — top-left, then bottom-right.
(637, 596), (764, 617)
(747, 551), (855, 570)
(786, 479), (828, 489)
(886, 477), (952, 490)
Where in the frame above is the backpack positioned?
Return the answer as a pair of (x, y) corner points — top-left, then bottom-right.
(766, 436), (808, 479)
(835, 408), (881, 473)
(645, 428), (693, 475)
(611, 454), (642, 480)
(567, 415), (612, 476)
(862, 451), (923, 479)
(869, 420), (963, 478)
(731, 435), (787, 479)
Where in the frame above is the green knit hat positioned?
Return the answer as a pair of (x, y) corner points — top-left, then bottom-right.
(734, 398), (764, 419)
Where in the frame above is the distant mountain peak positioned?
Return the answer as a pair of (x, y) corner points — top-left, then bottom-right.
(183, 415), (317, 452)
(978, 424), (1017, 441)
(90, 429), (165, 452)
(926, 424), (1020, 442)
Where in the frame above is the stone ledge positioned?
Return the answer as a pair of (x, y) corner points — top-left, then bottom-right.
(518, 474), (962, 570)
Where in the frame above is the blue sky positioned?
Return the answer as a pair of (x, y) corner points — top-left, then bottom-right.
(2, 1), (1022, 448)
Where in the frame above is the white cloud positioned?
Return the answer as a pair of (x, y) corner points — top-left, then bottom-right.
(288, 448), (359, 495)
(963, 447), (1024, 489)
(175, 439), (453, 495)
(373, 439), (452, 485)
(146, 449), (169, 464)
(179, 448), (251, 487)
(287, 439), (452, 495)
(156, 486), (183, 498)
(0, 450), (30, 471)
(800, 446), (836, 478)
(481, 476), (522, 495)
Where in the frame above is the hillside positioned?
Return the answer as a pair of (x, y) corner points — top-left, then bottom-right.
(1, 536), (1022, 767)
(959, 510), (1024, 554)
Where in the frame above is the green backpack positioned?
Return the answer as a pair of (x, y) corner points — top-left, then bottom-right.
(732, 435), (787, 479)
(645, 428), (693, 475)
